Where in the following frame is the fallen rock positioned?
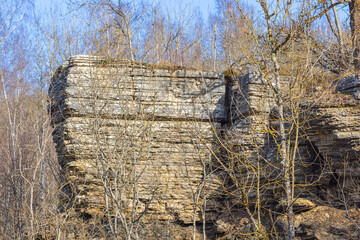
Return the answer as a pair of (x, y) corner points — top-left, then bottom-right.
(279, 206), (360, 240)
(277, 198), (316, 213)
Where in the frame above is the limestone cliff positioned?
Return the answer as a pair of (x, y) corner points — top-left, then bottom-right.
(49, 56), (360, 239)
(49, 55), (225, 224)
(221, 72), (360, 239)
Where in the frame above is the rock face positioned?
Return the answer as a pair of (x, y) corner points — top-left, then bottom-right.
(50, 57), (360, 239)
(336, 74), (360, 99)
(49, 55), (225, 224)
(221, 72), (360, 239)
(293, 206), (360, 240)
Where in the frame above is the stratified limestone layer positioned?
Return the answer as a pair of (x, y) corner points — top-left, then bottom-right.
(219, 71), (360, 237)
(209, 71), (360, 238)
(49, 55), (225, 223)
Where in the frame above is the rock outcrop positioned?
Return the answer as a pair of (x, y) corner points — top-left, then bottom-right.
(49, 55), (225, 224)
(220, 72), (360, 239)
(294, 206), (360, 240)
(50, 57), (360, 239)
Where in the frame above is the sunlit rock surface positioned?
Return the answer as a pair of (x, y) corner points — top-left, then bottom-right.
(49, 55), (225, 224)
(221, 72), (360, 239)
(50, 57), (360, 238)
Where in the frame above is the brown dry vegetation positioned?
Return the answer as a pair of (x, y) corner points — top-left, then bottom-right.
(1, 0), (360, 239)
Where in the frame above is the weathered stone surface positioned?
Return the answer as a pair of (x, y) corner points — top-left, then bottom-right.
(49, 55), (225, 224)
(50, 57), (360, 238)
(278, 206), (360, 240)
(336, 74), (360, 99)
(222, 71), (360, 238)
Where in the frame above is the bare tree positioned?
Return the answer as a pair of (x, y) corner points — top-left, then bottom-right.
(210, 0), (349, 239)
(349, 0), (360, 70)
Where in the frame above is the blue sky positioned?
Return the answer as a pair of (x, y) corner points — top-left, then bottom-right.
(34, 0), (217, 20)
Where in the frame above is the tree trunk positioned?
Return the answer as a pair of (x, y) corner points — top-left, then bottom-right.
(350, 0), (360, 70)
(272, 52), (295, 240)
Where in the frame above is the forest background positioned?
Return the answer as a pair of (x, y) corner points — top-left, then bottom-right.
(0, 0), (356, 239)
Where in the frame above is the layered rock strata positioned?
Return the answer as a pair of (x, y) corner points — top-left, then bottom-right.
(50, 57), (360, 238)
(49, 55), (225, 223)
(222, 72), (360, 238)
(225, 72), (360, 198)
